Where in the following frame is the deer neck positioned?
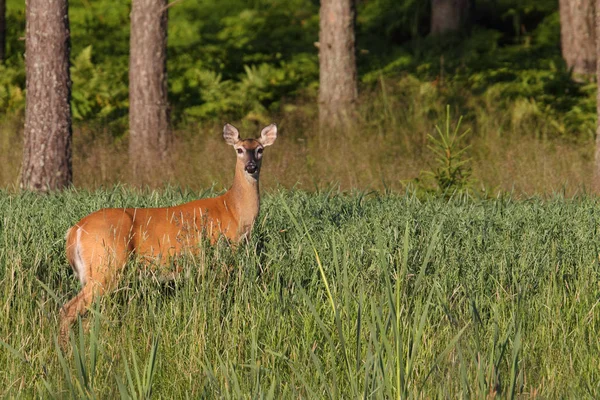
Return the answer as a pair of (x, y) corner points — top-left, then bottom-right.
(225, 159), (261, 236)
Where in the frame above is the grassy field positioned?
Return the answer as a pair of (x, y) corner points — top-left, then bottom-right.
(1, 187), (600, 398)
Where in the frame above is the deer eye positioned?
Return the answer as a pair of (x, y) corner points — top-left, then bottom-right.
(236, 148), (243, 154)
(257, 148), (263, 154)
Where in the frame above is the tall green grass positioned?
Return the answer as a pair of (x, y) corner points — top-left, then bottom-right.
(1, 187), (600, 397)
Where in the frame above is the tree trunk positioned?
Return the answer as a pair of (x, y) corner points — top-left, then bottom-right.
(0, 0), (6, 62)
(21, 0), (72, 192)
(318, 0), (358, 131)
(431, 0), (470, 35)
(129, 0), (170, 183)
(593, 0), (600, 192)
(559, 0), (596, 77)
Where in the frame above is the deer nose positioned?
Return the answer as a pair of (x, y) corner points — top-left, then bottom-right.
(245, 163), (258, 174)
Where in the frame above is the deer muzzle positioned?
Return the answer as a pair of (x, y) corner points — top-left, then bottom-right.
(245, 162), (258, 174)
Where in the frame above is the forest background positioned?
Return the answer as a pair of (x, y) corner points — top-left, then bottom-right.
(0, 0), (591, 194)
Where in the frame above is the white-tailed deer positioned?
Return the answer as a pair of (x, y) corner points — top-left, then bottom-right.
(59, 123), (277, 345)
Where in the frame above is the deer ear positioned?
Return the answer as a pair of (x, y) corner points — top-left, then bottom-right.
(259, 123), (277, 147)
(223, 123), (240, 145)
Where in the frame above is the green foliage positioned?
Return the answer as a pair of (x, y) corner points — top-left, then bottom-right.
(166, 0), (319, 123)
(115, 337), (160, 400)
(47, 315), (103, 399)
(175, 53), (318, 122)
(357, 0), (429, 48)
(35, 302), (160, 399)
(0, 1), (26, 116)
(0, 62), (25, 115)
(0, 0), (596, 140)
(2, 0), (320, 127)
(70, 46), (129, 129)
(365, 19), (596, 139)
(421, 107), (472, 192)
(1, 0), (594, 139)
(532, 11), (561, 48)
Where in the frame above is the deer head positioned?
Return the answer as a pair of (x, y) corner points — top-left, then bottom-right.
(223, 123), (277, 177)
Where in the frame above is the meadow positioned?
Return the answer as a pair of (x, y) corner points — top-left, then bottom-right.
(1, 187), (600, 398)
(2, 0), (600, 397)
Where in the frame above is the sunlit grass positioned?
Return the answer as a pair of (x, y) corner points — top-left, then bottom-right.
(1, 76), (594, 195)
(1, 187), (600, 397)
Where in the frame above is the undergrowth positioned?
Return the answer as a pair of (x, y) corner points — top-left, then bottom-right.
(0, 0), (594, 137)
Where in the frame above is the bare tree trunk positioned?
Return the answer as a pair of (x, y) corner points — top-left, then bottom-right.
(0, 0), (6, 62)
(21, 0), (72, 192)
(318, 0), (358, 131)
(431, 0), (470, 35)
(559, 0), (596, 77)
(593, 0), (600, 192)
(129, 0), (170, 183)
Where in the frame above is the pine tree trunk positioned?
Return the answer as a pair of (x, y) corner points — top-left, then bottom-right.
(593, 0), (600, 192)
(129, 0), (170, 183)
(431, 0), (470, 35)
(318, 0), (358, 131)
(0, 0), (6, 62)
(559, 0), (596, 77)
(21, 0), (72, 192)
